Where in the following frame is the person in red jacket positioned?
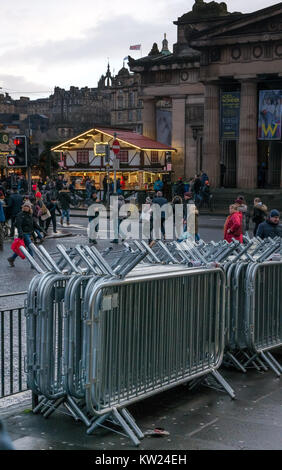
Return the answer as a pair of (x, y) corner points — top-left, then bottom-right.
(224, 204), (243, 243)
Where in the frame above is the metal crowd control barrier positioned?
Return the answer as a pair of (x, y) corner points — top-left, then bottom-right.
(22, 241), (236, 446)
(132, 238), (282, 377)
(83, 266), (233, 445)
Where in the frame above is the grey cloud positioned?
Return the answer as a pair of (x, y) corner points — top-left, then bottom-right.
(0, 14), (176, 67)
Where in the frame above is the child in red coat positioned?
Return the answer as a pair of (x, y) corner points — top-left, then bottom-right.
(224, 204), (243, 243)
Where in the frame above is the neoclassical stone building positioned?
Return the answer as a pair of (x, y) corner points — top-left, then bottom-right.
(129, 0), (282, 188)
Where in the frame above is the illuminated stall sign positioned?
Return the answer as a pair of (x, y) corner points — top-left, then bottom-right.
(220, 92), (240, 140)
(258, 90), (282, 140)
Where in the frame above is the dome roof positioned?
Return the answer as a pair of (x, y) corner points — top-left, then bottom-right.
(117, 66), (130, 76)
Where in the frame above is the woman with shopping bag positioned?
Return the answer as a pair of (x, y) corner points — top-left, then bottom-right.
(7, 201), (42, 268)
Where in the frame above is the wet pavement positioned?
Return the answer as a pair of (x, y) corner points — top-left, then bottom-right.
(2, 348), (282, 451)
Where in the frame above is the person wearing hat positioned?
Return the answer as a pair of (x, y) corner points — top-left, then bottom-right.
(224, 204), (243, 243)
(174, 178), (185, 199)
(256, 209), (282, 239)
(252, 197), (268, 236)
(7, 186), (23, 237)
(7, 201), (43, 267)
(234, 195), (250, 233)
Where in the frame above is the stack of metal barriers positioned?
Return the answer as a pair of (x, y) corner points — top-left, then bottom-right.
(22, 240), (234, 446)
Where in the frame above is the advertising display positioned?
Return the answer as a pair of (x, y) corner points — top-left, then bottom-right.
(258, 90), (282, 140)
(220, 92), (240, 140)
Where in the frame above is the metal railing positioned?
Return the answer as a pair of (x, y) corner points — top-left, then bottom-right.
(0, 292), (28, 398)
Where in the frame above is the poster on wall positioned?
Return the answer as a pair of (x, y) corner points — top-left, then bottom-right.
(220, 91), (240, 140)
(156, 108), (172, 146)
(258, 90), (282, 140)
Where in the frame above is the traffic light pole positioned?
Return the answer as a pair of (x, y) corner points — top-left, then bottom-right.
(28, 118), (32, 193)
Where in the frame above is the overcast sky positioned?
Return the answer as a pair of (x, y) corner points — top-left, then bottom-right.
(0, 0), (278, 100)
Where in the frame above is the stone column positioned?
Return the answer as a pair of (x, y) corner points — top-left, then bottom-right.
(142, 97), (156, 140)
(237, 80), (257, 188)
(203, 82), (220, 187)
(171, 96), (186, 180)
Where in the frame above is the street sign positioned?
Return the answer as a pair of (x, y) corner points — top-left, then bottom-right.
(112, 139), (120, 155)
(7, 156), (15, 166)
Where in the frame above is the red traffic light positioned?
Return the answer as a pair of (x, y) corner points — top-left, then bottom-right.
(14, 138), (22, 146)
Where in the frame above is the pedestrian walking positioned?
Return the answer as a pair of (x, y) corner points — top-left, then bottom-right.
(110, 195), (126, 243)
(152, 191), (168, 240)
(58, 185), (72, 226)
(140, 196), (153, 243)
(174, 178), (185, 199)
(86, 192), (100, 244)
(252, 198), (268, 236)
(200, 170), (209, 187)
(224, 204), (243, 243)
(256, 209), (282, 239)
(7, 202), (43, 268)
(7, 186), (23, 237)
(0, 197), (5, 250)
(45, 198), (62, 233)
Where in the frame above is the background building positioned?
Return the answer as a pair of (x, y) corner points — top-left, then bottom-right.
(129, 0), (282, 189)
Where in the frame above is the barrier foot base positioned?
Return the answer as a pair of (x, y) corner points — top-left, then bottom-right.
(242, 351), (263, 371)
(66, 396), (91, 427)
(32, 397), (48, 414)
(121, 408), (144, 440)
(209, 370), (236, 399)
(265, 351), (282, 374)
(260, 352), (281, 377)
(43, 397), (65, 418)
(224, 352), (247, 373)
(87, 408), (141, 447)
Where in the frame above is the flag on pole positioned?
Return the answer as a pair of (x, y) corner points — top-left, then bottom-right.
(129, 44), (141, 50)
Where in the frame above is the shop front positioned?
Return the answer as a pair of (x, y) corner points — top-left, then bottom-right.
(53, 127), (175, 193)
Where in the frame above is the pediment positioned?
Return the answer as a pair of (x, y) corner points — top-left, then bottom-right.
(190, 3), (282, 43)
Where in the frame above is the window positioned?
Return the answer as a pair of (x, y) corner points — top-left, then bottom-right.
(137, 109), (142, 121)
(128, 91), (134, 107)
(128, 110), (133, 122)
(151, 151), (159, 163)
(119, 150), (128, 163)
(118, 93), (123, 109)
(77, 150), (89, 164)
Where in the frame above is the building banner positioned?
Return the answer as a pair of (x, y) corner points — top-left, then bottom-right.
(258, 90), (282, 140)
(220, 92), (240, 140)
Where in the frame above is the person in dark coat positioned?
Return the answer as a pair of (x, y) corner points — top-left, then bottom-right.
(252, 197), (268, 236)
(7, 202), (43, 267)
(174, 178), (185, 199)
(256, 209), (282, 239)
(7, 187), (23, 237)
(58, 185), (72, 225)
(152, 191), (168, 239)
(45, 198), (62, 233)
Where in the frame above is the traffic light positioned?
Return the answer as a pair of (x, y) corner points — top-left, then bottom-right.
(28, 142), (40, 165)
(10, 135), (27, 167)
